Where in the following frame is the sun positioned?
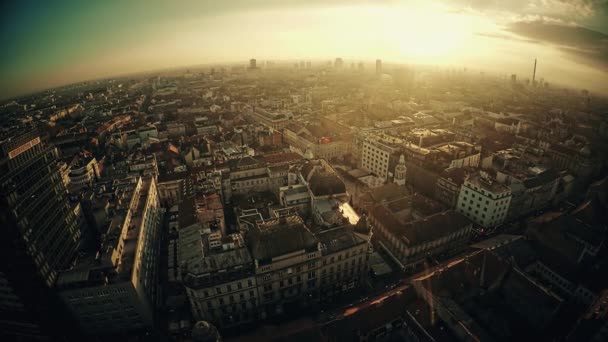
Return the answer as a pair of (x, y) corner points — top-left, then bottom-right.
(386, 6), (474, 60)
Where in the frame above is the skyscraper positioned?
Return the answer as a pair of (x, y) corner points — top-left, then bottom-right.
(249, 58), (257, 69)
(334, 57), (344, 69)
(532, 58), (537, 86)
(376, 59), (382, 75)
(0, 129), (81, 340)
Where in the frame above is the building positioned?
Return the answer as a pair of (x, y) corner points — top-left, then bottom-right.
(498, 167), (560, 220)
(127, 152), (158, 178)
(0, 130), (81, 340)
(249, 214), (321, 318)
(195, 193), (226, 235)
(56, 176), (163, 335)
(435, 167), (467, 208)
(334, 58), (344, 69)
(68, 157), (100, 191)
(316, 224), (371, 303)
(393, 154), (407, 186)
(250, 108), (291, 130)
(167, 123), (187, 137)
(195, 117), (219, 136)
(456, 171), (512, 228)
(375, 59), (382, 75)
(360, 135), (402, 180)
(410, 249), (565, 341)
(282, 122), (351, 161)
(221, 156), (270, 202)
(249, 58), (257, 69)
(371, 208), (473, 271)
(180, 210), (371, 330)
(180, 229), (258, 329)
(157, 171), (193, 207)
(279, 184), (311, 216)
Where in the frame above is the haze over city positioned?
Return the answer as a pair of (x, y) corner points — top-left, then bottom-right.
(2, 0), (608, 98)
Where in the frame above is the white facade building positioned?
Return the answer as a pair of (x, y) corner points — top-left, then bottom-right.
(360, 135), (402, 180)
(456, 172), (512, 228)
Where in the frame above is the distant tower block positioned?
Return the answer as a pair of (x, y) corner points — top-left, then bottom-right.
(249, 58), (257, 69)
(394, 154), (407, 186)
(376, 59), (382, 75)
(511, 74), (516, 83)
(532, 58), (537, 85)
(334, 58), (344, 68)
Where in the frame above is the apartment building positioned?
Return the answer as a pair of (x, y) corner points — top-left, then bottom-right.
(56, 176), (163, 335)
(456, 172), (512, 228)
(370, 210), (473, 269)
(180, 230), (259, 329)
(249, 215), (321, 318)
(360, 135), (402, 180)
(68, 157), (100, 191)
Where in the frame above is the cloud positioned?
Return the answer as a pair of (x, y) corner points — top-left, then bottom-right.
(446, 0), (607, 21)
(475, 31), (539, 43)
(507, 20), (608, 70)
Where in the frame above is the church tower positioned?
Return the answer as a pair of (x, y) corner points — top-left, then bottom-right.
(303, 145), (314, 160)
(394, 154), (407, 186)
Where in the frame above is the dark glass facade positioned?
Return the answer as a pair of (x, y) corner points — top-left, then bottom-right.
(0, 129), (80, 340)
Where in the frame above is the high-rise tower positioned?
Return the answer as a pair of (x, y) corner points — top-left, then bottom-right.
(532, 58), (537, 85)
(376, 59), (382, 76)
(334, 57), (344, 69)
(0, 128), (81, 339)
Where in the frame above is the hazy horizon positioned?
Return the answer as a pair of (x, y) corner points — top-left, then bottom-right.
(2, 0), (607, 98)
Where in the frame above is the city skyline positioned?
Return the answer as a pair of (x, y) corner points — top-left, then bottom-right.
(2, 0), (608, 99)
(1, 2), (608, 341)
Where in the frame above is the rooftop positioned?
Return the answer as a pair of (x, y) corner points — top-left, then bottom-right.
(249, 214), (318, 263)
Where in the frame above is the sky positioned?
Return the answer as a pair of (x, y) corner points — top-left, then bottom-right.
(1, 0), (607, 99)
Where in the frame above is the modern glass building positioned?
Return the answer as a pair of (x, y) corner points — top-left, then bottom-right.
(0, 128), (81, 340)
